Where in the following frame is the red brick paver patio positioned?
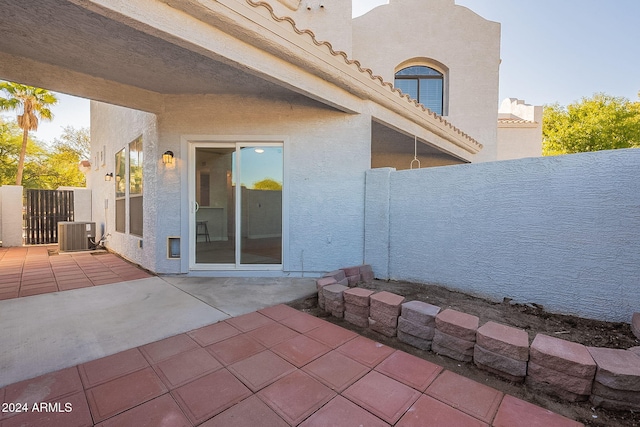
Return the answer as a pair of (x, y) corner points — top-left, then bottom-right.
(0, 305), (584, 426)
(0, 246), (152, 300)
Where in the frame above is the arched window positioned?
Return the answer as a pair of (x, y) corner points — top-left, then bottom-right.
(395, 66), (444, 115)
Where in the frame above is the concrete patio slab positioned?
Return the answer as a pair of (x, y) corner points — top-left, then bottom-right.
(0, 277), (228, 388)
(162, 276), (317, 317)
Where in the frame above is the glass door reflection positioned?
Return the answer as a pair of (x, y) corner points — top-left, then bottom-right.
(195, 147), (236, 264)
(193, 144), (283, 267)
(239, 146), (283, 265)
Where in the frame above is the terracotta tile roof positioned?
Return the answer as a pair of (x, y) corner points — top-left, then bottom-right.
(244, 0), (482, 151)
(497, 118), (537, 125)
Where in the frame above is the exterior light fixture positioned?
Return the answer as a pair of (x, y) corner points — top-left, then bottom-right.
(162, 150), (174, 165)
(105, 173), (113, 181)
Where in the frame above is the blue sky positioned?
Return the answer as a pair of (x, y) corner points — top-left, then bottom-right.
(355, 0), (640, 107)
(5, 0), (639, 143)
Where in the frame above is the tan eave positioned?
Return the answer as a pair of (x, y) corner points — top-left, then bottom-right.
(161, 0), (482, 155)
(243, 0), (483, 154)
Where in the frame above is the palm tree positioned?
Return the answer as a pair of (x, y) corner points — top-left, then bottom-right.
(0, 82), (57, 185)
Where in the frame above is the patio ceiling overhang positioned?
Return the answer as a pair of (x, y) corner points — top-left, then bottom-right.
(0, 0), (481, 160)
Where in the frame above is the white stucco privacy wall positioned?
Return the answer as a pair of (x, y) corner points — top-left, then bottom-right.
(0, 186), (23, 247)
(57, 187), (92, 222)
(365, 149), (640, 322)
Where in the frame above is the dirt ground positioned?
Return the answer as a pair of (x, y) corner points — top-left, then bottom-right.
(289, 279), (640, 427)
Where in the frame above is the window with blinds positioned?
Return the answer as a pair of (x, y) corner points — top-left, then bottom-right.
(395, 66), (445, 116)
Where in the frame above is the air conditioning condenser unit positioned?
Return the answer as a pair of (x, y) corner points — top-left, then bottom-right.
(58, 222), (96, 252)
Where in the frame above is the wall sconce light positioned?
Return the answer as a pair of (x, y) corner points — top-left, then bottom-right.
(105, 173), (113, 181)
(162, 151), (174, 165)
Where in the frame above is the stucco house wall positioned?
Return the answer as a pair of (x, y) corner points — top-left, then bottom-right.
(268, 0), (353, 56)
(352, 0), (501, 162)
(365, 149), (640, 322)
(89, 102), (158, 271)
(91, 93), (371, 275)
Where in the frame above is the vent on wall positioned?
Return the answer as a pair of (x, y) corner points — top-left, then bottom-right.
(58, 222), (96, 252)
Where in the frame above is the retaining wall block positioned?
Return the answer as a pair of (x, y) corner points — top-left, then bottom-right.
(398, 317), (435, 340)
(316, 277), (337, 291)
(325, 300), (345, 313)
(336, 277), (349, 287)
(323, 284), (349, 302)
(369, 308), (399, 328)
(359, 264), (373, 274)
(475, 361), (525, 384)
(432, 329), (475, 355)
(370, 291), (405, 317)
(476, 321), (529, 362)
(525, 375), (589, 403)
(359, 265), (374, 283)
(591, 383), (640, 411)
(331, 309), (344, 319)
(340, 266), (361, 277)
(527, 361), (593, 396)
(435, 309), (479, 342)
(346, 275), (361, 286)
(530, 334), (596, 379)
(587, 347), (640, 392)
(473, 345), (527, 379)
(345, 303), (369, 318)
(368, 317), (396, 337)
(397, 330), (432, 351)
(344, 311), (368, 328)
(431, 341), (473, 363)
(316, 277), (336, 311)
(360, 270), (375, 284)
(344, 288), (375, 307)
(401, 301), (440, 327)
(591, 395), (640, 411)
(323, 270), (346, 282)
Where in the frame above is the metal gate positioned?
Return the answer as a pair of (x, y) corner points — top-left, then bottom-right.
(24, 189), (74, 245)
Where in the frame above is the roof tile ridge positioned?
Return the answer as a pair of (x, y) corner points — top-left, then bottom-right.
(498, 118), (537, 124)
(244, 0), (482, 149)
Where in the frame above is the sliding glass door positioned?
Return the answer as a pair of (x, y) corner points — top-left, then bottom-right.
(191, 143), (283, 268)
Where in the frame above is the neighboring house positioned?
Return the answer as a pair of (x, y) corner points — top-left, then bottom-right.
(496, 98), (543, 161)
(0, 0), (539, 275)
(352, 0), (502, 165)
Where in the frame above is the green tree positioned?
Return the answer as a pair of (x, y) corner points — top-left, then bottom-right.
(41, 126), (90, 188)
(0, 117), (49, 187)
(53, 126), (90, 160)
(0, 119), (88, 188)
(0, 119), (22, 185)
(543, 93), (640, 155)
(0, 81), (58, 185)
(253, 178), (282, 190)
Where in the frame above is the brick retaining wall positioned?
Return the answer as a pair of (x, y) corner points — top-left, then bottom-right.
(316, 268), (640, 412)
